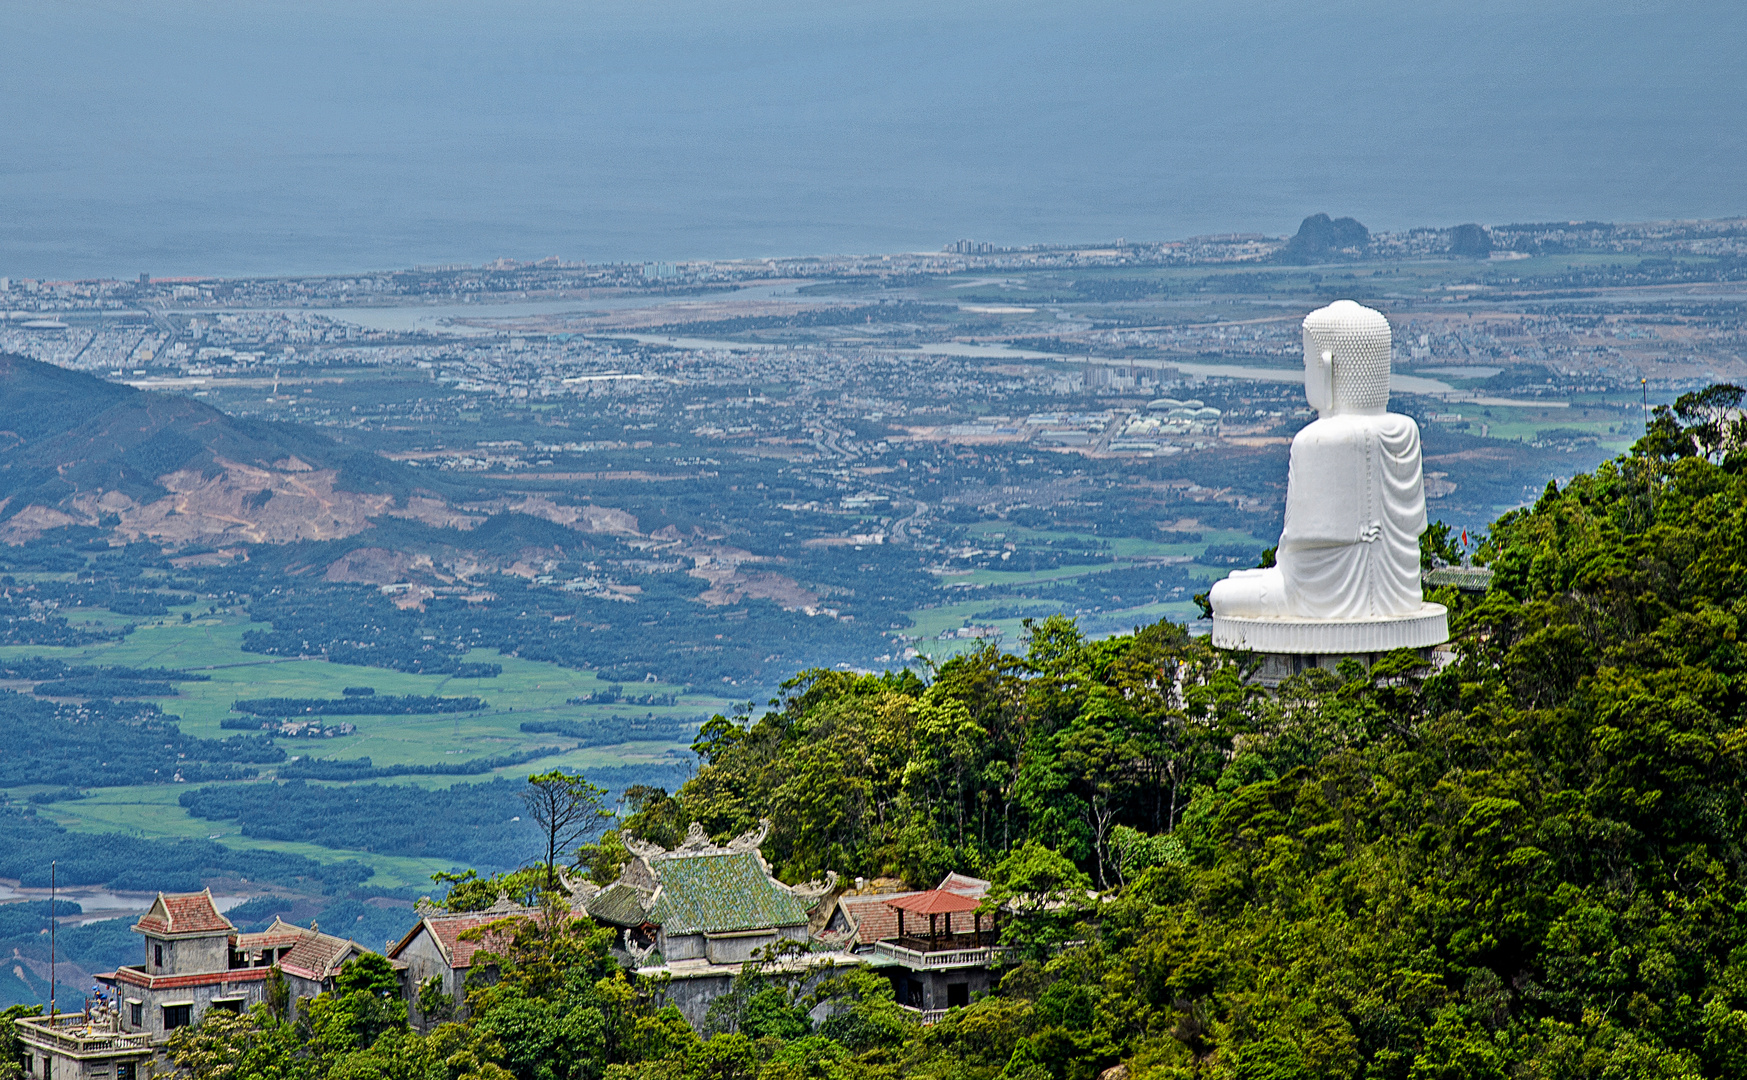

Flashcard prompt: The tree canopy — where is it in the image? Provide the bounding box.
[523,771,613,892]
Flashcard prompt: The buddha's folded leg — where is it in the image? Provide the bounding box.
[1210,567,1289,618]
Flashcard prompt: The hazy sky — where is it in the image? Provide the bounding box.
[1,0,1742,278]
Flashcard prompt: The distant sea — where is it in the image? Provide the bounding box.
[1,0,1742,281]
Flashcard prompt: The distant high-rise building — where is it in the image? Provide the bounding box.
[643,262,678,280]
[138,272,151,285]
[1082,362,1162,392]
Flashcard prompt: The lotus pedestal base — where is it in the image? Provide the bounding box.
[1211,603,1449,687]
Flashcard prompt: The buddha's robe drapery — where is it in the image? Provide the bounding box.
[1276,412,1426,619]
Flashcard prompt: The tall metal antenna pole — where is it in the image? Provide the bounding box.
[49,859,56,1017]
[1641,378,1649,434]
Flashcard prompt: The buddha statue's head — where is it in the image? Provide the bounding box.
[1302,300,1392,416]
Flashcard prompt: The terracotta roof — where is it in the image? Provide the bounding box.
[234,917,313,953]
[832,874,990,946]
[280,932,363,982]
[837,893,919,945]
[887,889,982,915]
[389,912,526,971]
[133,890,235,937]
[937,872,991,897]
[230,918,366,981]
[113,966,272,991]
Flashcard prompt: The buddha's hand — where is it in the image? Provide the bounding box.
[1359,521,1382,543]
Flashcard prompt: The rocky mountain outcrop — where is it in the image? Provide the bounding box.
[0,353,638,560]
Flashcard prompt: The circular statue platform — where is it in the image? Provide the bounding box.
[1212,602,1448,654]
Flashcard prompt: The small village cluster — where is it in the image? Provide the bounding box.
[13,822,1009,1079]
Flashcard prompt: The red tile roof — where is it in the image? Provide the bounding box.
[834,873,990,946]
[279,932,361,982]
[233,918,310,954]
[113,966,271,991]
[133,890,235,937]
[938,872,991,897]
[837,893,918,946]
[233,918,365,981]
[389,912,527,971]
[887,889,982,915]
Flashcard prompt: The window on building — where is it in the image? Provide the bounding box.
[163,1004,191,1030]
[153,944,163,969]
[947,982,970,1009]
[118,1064,136,1080]
[129,1002,142,1027]
[211,999,243,1014]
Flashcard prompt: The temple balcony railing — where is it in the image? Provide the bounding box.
[14,1014,154,1059]
[873,935,1010,969]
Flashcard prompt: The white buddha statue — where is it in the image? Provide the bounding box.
[1210,300,1447,653]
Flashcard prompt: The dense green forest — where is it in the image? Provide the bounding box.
[519,717,702,748]
[0,658,207,684]
[276,748,562,782]
[19,389,1747,1078]
[231,694,488,717]
[0,694,283,787]
[178,778,541,866]
[0,808,370,892]
[175,765,695,868]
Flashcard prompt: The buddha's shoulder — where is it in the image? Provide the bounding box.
[1293,413,1419,446]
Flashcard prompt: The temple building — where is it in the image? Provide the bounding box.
[585,821,853,1027]
[12,889,371,1077]
[388,897,531,1027]
[817,872,1003,1021]
[586,821,820,968]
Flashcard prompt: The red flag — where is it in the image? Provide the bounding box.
[1461,530,1469,547]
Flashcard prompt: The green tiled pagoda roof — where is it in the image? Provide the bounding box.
[587,882,653,928]
[647,852,809,935]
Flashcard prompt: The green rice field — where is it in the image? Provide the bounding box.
[2,605,726,882]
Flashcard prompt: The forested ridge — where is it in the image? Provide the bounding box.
[20,389,1747,1079]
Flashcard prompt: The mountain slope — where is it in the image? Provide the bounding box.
[0,353,404,545]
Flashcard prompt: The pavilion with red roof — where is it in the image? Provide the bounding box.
[884,888,994,952]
